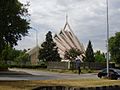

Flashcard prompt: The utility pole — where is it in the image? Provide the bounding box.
[106,0,109,77]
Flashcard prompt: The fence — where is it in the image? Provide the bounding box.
[47,62,113,70]
[5,60,115,70]
[47,62,69,69]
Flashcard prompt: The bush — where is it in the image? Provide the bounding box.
[0,64,8,71]
[9,64,47,69]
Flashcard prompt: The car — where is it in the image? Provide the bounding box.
[97,68,120,80]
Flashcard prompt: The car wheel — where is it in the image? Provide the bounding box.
[109,74,118,80]
[114,77,118,80]
[98,74,102,78]
[113,76,118,80]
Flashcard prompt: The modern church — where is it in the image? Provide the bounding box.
[53,16,85,59]
[27,16,85,64]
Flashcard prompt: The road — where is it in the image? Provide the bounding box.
[0,68,98,80]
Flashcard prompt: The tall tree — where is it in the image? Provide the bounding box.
[109,32,120,63]
[85,40,95,62]
[0,0,30,54]
[64,48,81,61]
[38,31,61,62]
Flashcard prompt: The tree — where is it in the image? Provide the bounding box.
[64,48,81,61]
[94,50,106,63]
[0,45,29,65]
[109,32,120,63]
[0,0,30,54]
[85,40,95,62]
[0,45,13,64]
[38,31,61,62]
[15,52,29,65]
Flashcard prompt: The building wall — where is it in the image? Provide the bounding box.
[53,22,85,59]
[27,46,39,65]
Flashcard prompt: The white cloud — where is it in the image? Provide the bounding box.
[16,0,120,52]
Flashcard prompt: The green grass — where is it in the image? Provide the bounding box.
[11,67,100,74]
[38,68,100,74]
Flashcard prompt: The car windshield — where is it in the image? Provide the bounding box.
[102,69,107,73]
[101,68,120,74]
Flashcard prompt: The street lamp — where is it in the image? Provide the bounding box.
[106,0,109,77]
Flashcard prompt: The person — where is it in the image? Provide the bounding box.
[75,56,81,75]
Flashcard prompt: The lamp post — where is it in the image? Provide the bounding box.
[106,0,109,77]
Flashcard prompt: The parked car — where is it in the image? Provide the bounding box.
[98,68,120,80]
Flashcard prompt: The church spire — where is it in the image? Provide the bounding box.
[66,14,68,24]
[63,14,73,33]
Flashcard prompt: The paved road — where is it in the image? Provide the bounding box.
[0,68,98,80]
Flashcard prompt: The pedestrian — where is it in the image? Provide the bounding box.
[75,56,81,75]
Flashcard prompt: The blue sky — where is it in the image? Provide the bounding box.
[15,0,120,52]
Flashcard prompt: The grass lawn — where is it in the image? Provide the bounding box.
[0,79,120,90]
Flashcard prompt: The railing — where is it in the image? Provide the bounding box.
[47,62,110,70]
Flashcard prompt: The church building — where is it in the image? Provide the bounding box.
[27,16,85,64]
[54,16,85,59]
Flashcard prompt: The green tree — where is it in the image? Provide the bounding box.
[64,48,81,61]
[0,0,30,54]
[109,32,120,63]
[0,45,13,64]
[0,45,29,65]
[38,31,61,62]
[94,50,106,63]
[15,52,29,65]
[85,40,95,62]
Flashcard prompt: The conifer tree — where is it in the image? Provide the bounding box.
[85,40,95,62]
[38,31,61,62]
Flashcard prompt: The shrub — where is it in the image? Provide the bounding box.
[0,64,8,71]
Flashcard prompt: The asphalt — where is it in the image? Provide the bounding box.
[0,68,98,80]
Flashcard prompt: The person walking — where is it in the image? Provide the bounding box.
[75,56,82,75]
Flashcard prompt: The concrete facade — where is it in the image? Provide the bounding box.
[27,46,39,65]
[54,19,85,59]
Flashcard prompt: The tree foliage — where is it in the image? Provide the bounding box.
[85,40,95,62]
[64,48,81,61]
[94,50,106,63]
[109,32,120,63]
[0,45,29,65]
[38,31,61,62]
[0,0,30,53]
[15,51,29,65]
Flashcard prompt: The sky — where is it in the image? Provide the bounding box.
[15,0,120,52]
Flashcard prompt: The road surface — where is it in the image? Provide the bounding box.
[0,68,98,80]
